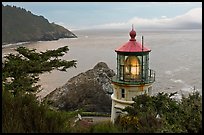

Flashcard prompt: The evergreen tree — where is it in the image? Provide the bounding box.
[2,46,77,133]
[2,45,77,96]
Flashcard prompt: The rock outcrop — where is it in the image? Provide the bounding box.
[45,62,115,113]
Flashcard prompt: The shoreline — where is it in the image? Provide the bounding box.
[2,41,31,49]
[2,36,77,49]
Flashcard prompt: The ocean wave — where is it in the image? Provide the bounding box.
[174,66,189,72]
[2,41,30,48]
[170,79,184,84]
[165,70,172,75]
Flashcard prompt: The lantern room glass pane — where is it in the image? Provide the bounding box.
[118,54,125,80]
[120,55,124,65]
[124,56,141,81]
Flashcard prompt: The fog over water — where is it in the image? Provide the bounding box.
[2,29,202,99]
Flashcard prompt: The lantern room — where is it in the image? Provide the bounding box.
[112,27,155,85]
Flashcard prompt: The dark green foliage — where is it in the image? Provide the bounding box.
[2,4,77,45]
[81,112,110,117]
[179,92,202,133]
[116,94,163,133]
[2,46,77,96]
[115,115,140,133]
[115,92,202,133]
[2,89,76,133]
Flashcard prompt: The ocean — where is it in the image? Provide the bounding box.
[2,29,202,99]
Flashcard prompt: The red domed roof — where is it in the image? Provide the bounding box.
[115,27,151,53]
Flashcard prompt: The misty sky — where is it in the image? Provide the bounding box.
[2,2,202,30]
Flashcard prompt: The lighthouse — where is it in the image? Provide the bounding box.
[111,26,155,123]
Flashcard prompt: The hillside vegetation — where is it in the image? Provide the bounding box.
[2,4,77,45]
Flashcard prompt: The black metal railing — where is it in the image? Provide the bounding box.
[112,69,155,85]
[148,69,156,83]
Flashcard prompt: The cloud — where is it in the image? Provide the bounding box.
[128,7,202,29]
[55,22,77,31]
[84,7,202,30]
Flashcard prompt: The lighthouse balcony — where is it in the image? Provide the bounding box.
[112,69,155,85]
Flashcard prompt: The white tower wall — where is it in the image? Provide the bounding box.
[110,83,153,123]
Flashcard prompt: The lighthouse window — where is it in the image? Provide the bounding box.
[121,89,125,98]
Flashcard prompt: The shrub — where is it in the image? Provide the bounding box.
[115,91,202,133]
[89,121,121,133]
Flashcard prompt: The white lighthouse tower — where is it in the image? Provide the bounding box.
[111,26,155,123]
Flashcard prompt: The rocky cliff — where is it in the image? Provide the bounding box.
[45,62,115,113]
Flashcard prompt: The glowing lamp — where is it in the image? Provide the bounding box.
[124,56,140,79]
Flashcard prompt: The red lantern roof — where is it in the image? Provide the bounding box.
[115,27,151,53]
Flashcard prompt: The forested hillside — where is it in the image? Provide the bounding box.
[2,4,77,45]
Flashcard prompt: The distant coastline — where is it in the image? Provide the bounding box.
[2,4,77,45]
